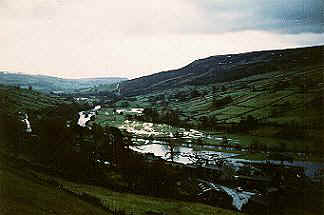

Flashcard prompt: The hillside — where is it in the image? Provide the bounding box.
[0,146,237,215]
[0,158,111,215]
[112,48,324,144]
[0,85,64,114]
[119,46,323,96]
[0,72,127,93]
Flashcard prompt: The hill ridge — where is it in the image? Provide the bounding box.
[120,45,323,96]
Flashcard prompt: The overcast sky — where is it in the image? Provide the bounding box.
[1,0,323,79]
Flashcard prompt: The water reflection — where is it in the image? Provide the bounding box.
[130,143,324,177]
[130,143,236,164]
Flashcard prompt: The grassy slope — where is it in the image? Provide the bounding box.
[96,63,324,159]
[47,177,233,215]
[0,171,110,215]
[0,163,111,215]
[0,85,65,113]
[117,64,324,131]
[0,151,239,215]
[0,87,108,215]
[119,46,323,96]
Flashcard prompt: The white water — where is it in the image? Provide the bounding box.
[22,113,32,133]
[77,105,101,127]
[220,185,255,211]
[116,108,144,114]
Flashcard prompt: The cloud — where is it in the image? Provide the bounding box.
[190,0,324,34]
[0,0,323,78]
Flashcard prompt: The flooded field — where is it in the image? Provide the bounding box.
[90,107,324,178]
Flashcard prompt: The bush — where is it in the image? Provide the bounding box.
[212,96,233,108]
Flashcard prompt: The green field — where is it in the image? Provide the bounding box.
[0,85,65,113]
[120,64,323,126]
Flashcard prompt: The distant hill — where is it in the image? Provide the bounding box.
[120,46,323,96]
[0,72,127,93]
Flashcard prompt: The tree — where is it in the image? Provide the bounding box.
[191,89,201,98]
[165,140,179,162]
[199,115,218,130]
[103,126,127,167]
[212,96,233,108]
[92,123,104,145]
[28,85,32,91]
[143,108,159,122]
[212,86,217,94]
[279,142,287,152]
[0,113,25,153]
[239,115,258,130]
[121,101,129,108]
[221,85,226,92]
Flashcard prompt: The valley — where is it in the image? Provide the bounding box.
[1,46,323,215]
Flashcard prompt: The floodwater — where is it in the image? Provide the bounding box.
[118,120,241,145]
[119,118,324,177]
[96,107,324,177]
[130,142,324,177]
[131,143,239,164]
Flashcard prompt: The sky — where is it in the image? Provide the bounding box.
[0,0,323,79]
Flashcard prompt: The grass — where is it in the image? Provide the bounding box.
[0,166,111,215]
[0,150,240,215]
[0,85,64,113]
[32,172,239,215]
[118,63,322,127]
[88,61,324,159]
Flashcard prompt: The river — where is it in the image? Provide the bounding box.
[21,113,32,133]
[78,105,101,127]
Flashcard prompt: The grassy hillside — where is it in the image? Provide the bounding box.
[111,59,324,144]
[0,166,111,215]
[119,46,323,96]
[0,151,238,215]
[0,85,65,113]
